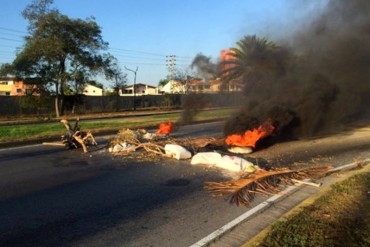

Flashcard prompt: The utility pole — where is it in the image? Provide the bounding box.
[166,55,176,80]
[124,66,138,111]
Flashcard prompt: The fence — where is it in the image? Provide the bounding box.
[0,92,244,117]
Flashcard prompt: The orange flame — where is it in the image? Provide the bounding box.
[156,121,174,135]
[225,119,275,148]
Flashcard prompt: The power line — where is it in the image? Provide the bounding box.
[0,26,195,59]
[0,37,23,42]
[111,48,192,61]
[109,47,192,59]
[120,61,166,66]
[0,32,24,39]
[0,29,194,62]
[0,50,18,54]
[109,47,165,57]
[112,53,166,61]
[0,44,19,48]
[0,27,28,34]
[0,26,195,76]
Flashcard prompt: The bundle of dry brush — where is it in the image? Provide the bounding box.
[60,118,97,153]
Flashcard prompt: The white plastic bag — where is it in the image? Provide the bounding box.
[191,152,222,166]
[164,144,192,160]
[227,146,253,154]
[215,155,256,173]
[109,142,135,153]
[142,132,157,140]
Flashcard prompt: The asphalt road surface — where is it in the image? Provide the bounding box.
[1,121,370,247]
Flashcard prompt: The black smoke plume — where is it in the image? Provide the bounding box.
[225,0,370,142]
[179,54,220,125]
[190,53,219,81]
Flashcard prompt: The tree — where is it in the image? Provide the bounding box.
[105,58,127,95]
[1,0,117,117]
[87,80,104,90]
[104,57,127,111]
[221,35,289,92]
[171,68,188,82]
[157,79,169,89]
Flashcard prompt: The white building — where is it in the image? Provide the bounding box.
[83,84,103,96]
[121,83,159,96]
[160,80,187,94]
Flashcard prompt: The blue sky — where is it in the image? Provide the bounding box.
[0,0,328,87]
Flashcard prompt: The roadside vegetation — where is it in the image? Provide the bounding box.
[248,169,370,247]
[0,109,232,144]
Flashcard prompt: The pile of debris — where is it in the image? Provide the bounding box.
[46,118,334,206]
[108,120,272,170]
[109,127,258,173]
[107,120,335,206]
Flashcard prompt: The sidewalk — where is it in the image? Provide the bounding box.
[191,161,369,247]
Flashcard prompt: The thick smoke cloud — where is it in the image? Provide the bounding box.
[190,53,219,81]
[225,0,370,141]
[179,54,220,125]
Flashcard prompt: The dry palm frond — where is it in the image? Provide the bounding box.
[204,165,333,206]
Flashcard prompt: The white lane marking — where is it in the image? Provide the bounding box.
[190,161,370,247]
[0,143,43,152]
[189,184,301,247]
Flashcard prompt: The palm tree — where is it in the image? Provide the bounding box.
[222,35,289,92]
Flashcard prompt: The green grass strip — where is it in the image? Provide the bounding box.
[0,109,233,143]
[254,171,370,247]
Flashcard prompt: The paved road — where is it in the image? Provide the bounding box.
[1,121,370,247]
[0,122,250,247]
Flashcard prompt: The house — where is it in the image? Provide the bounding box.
[228,79,244,92]
[0,77,37,96]
[160,80,187,94]
[121,83,159,96]
[187,78,243,93]
[83,84,103,96]
[187,79,218,93]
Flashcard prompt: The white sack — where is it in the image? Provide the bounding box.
[142,132,157,140]
[228,146,253,154]
[215,155,256,173]
[109,142,135,153]
[190,152,222,166]
[164,144,192,160]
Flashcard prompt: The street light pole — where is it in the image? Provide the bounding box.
[124,66,138,111]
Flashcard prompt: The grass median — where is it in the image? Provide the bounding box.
[247,166,370,247]
[0,109,233,144]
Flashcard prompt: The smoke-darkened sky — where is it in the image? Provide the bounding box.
[225,0,370,139]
